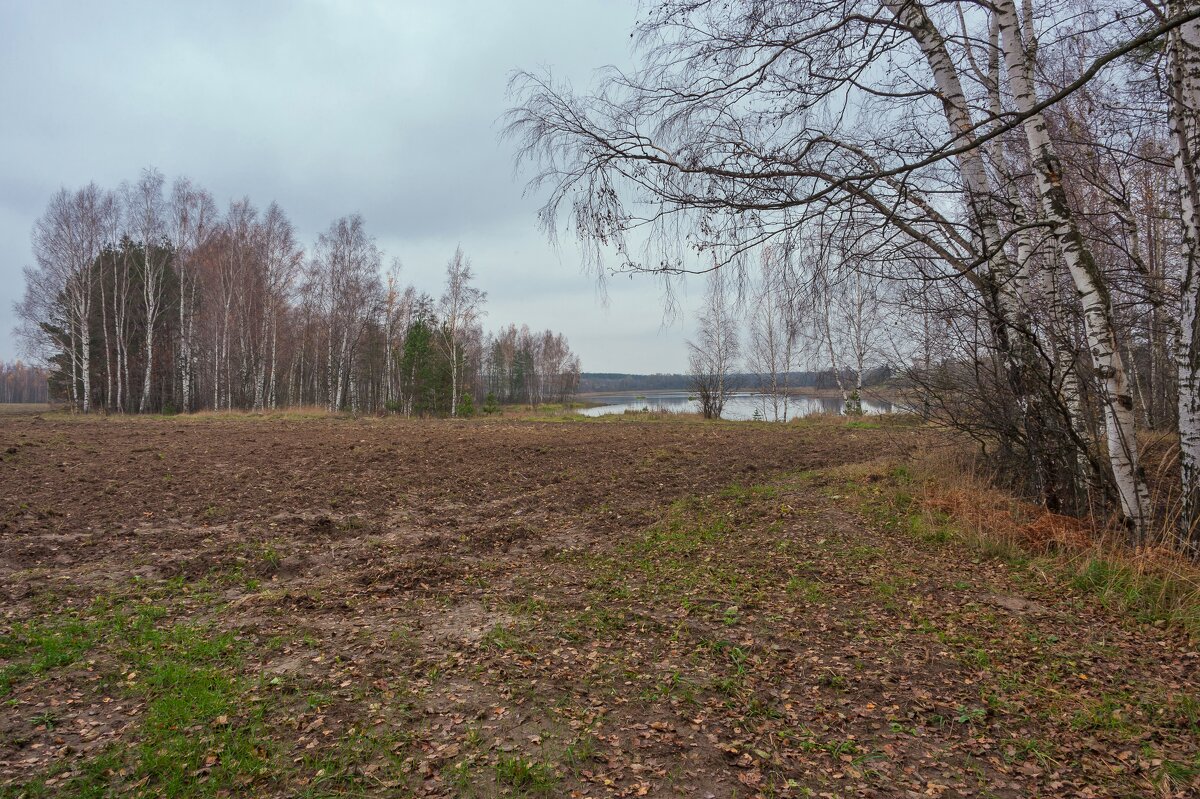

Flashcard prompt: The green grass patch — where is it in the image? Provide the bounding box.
[0,615,104,696]
[559,607,626,642]
[3,600,275,798]
[295,728,406,798]
[633,499,730,558]
[482,623,523,652]
[493,754,558,796]
[719,483,779,505]
[1066,557,1200,632]
[784,575,825,602]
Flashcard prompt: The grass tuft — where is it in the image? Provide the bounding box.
[493,754,558,795]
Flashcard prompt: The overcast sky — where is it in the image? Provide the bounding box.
[0,0,704,373]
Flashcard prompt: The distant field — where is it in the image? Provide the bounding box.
[1,414,1197,797]
[0,403,49,414]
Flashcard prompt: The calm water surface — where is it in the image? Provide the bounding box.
[579,391,892,421]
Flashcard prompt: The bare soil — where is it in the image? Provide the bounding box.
[0,412,1196,798]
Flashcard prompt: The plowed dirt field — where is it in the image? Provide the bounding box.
[1,413,1196,798]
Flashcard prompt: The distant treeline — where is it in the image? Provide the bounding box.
[0,361,49,403]
[14,170,580,415]
[579,367,893,394]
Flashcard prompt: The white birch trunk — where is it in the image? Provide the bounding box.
[139,309,154,412]
[69,270,92,413]
[114,249,130,412]
[79,302,90,413]
[326,321,334,411]
[335,327,349,411]
[67,324,79,411]
[1168,7,1200,545]
[178,313,189,411]
[996,0,1151,537]
[886,1,1019,296]
[890,0,1040,478]
[269,314,278,409]
[450,343,459,417]
[385,320,393,408]
[179,272,193,412]
[213,326,221,411]
[99,256,112,410]
[139,248,159,413]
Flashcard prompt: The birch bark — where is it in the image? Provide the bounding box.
[995,0,1151,537]
[888,0,1046,480]
[1167,5,1200,545]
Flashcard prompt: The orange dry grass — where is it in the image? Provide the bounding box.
[912,442,1199,556]
[920,483,1093,553]
[901,438,1200,636]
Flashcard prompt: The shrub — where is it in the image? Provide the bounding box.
[458,393,475,417]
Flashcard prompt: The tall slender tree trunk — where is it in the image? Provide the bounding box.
[116,336,125,412]
[450,341,459,417]
[75,276,92,413]
[335,328,349,411]
[140,320,154,413]
[1167,6,1200,546]
[996,0,1151,538]
[79,313,90,412]
[99,256,112,410]
[890,0,1049,485]
[253,321,266,412]
[385,321,393,409]
[114,250,129,412]
[67,325,79,411]
[213,327,221,411]
[269,314,278,409]
[139,253,157,413]
[179,268,193,413]
[326,316,335,411]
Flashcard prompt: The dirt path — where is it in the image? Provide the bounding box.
[0,414,1196,798]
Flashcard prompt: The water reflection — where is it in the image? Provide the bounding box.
[578,391,892,421]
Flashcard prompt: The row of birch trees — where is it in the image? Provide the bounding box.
[14,170,580,416]
[0,362,49,404]
[507,0,1200,547]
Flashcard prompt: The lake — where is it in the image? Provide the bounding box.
[577,390,893,421]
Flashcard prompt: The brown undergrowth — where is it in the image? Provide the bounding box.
[846,433,1200,640]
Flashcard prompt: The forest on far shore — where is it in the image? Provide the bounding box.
[577,367,895,394]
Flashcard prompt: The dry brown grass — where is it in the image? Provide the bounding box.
[865,433,1200,638]
[41,405,349,423]
[0,403,50,414]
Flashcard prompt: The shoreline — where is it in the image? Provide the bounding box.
[575,386,908,402]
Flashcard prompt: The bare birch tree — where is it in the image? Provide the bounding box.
[124,169,167,413]
[259,203,303,410]
[167,177,218,412]
[747,246,804,421]
[24,185,117,412]
[438,248,486,417]
[688,271,739,419]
